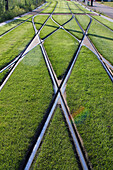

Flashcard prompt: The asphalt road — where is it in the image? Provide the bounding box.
[89,2,113,19]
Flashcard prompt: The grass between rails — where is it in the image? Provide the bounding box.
[0,18,34,70]
[88,19,113,65]
[40,18,59,39]
[0,15,33,36]
[75,2,92,14]
[66,46,113,169]
[53,15,72,25]
[68,1,84,14]
[0,46,53,169]
[44,29,79,79]
[75,14,90,30]
[34,15,49,31]
[54,0,70,13]
[64,17,83,39]
[92,15,113,30]
[31,106,79,170]
[41,1,57,13]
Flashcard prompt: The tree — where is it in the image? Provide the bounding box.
[5,0,8,11]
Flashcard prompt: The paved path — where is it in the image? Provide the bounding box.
[88,2,113,19]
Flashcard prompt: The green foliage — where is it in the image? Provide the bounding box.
[0,0,45,23]
[32,107,79,170]
[0,46,53,169]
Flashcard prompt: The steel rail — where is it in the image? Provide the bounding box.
[0,2,49,38]
[32,1,58,35]
[24,3,91,169]
[0,2,52,74]
[24,92,60,170]
[41,16,76,41]
[71,1,113,82]
[50,15,80,42]
[59,93,88,170]
[78,2,113,33]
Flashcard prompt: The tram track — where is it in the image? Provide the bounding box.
[24,2,92,169]
[0,2,51,38]
[71,1,113,82]
[0,2,55,88]
[79,2,113,33]
[1,1,112,169]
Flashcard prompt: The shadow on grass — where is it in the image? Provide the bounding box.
[88,33,113,41]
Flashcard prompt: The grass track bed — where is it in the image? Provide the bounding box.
[92,15,113,30]
[41,1,57,13]
[88,19,113,65]
[31,107,79,170]
[0,15,32,36]
[44,29,79,79]
[64,17,83,39]
[66,46,113,169]
[34,15,49,31]
[0,18,34,70]
[40,18,59,39]
[53,15,72,25]
[68,1,84,14]
[54,0,70,13]
[75,2,92,14]
[0,46,53,169]
[75,14,90,30]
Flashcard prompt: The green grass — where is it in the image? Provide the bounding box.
[92,15,113,30]
[75,14,90,30]
[98,2,113,8]
[0,15,32,36]
[0,18,34,70]
[34,15,49,31]
[0,70,9,85]
[40,18,59,39]
[75,2,92,14]
[39,2,50,10]
[88,19,113,65]
[53,15,72,25]
[64,17,83,39]
[31,106,79,170]
[54,0,70,13]
[66,46,113,169]
[0,46,53,169]
[44,29,79,79]
[41,1,57,13]
[68,1,84,14]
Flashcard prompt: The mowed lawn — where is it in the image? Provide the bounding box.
[32,107,79,170]
[0,46,53,169]
[66,46,113,169]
